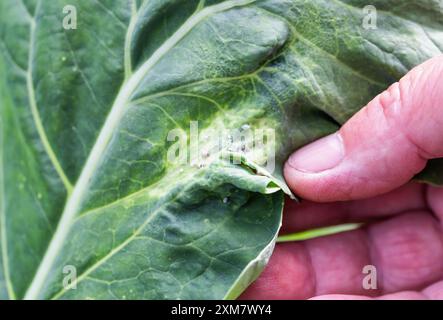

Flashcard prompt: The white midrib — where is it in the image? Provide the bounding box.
[123,0,139,80]
[23,0,257,300]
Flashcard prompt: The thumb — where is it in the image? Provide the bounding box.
[284,55,443,202]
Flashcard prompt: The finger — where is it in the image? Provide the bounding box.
[367,213,443,293]
[281,183,426,234]
[242,212,443,299]
[284,55,443,202]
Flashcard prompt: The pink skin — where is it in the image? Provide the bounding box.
[241,55,443,300]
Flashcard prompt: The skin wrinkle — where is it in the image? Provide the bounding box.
[427,187,443,224]
[394,214,442,291]
[365,221,387,292]
[391,85,435,161]
[308,230,370,296]
[423,185,434,218]
[357,229,379,296]
[362,226,381,297]
[399,59,443,159]
[368,213,442,294]
[367,84,428,167]
[428,65,442,109]
[301,241,317,297]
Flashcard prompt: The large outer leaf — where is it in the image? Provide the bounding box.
[0,0,442,300]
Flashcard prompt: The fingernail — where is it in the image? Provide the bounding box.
[288,133,344,173]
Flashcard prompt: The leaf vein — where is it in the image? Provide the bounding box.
[26,0,73,192]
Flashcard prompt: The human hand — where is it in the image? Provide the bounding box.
[241,55,443,300]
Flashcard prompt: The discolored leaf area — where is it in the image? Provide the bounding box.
[0,0,442,300]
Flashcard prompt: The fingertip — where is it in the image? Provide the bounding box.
[283,162,343,202]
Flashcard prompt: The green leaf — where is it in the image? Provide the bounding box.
[0,0,442,300]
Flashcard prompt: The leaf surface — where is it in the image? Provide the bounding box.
[0,0,442,299]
